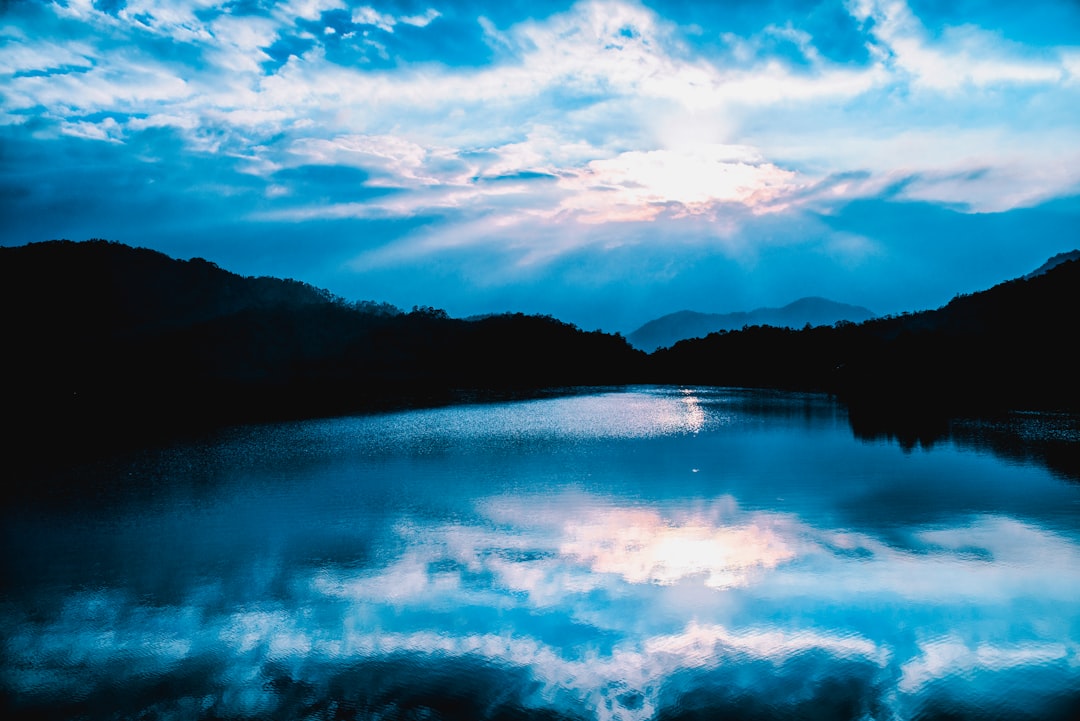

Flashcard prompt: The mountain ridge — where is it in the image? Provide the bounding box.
[1,239,646,467]
[1024,249,1080,279]
[628,297,876,352]
[651,255,1079,414]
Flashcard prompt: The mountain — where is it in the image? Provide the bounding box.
[651,256,1080,414]
[1024,249,1080,279]
[0,238,401,333]
[2,240,645,466]
[627,297,876,352]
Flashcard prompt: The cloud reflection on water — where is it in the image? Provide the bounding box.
[4,388,1080,720]
[559,507,794,589]
[7,490,1080,720]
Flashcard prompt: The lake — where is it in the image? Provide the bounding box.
[3,386,1079,720]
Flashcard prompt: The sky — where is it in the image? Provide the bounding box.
[2,0,1079,333]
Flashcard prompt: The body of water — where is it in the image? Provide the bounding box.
[3,387,1080,720]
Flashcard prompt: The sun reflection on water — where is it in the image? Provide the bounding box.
[677,389,706,434]
[559,506,795,589]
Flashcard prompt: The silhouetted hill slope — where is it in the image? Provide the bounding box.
[2,240,645,463]
[1024,249,1080,279]
[0,239,395,334]
[628,297,875,351]
[651,258,1080,413]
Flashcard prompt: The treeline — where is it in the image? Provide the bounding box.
[2,240,1077,465]
[651,257,1079,415]
[1,240,646,459]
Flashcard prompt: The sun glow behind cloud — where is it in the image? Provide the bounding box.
[2,0,1079,327]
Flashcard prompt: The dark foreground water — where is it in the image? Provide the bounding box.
[3,387,1080,721]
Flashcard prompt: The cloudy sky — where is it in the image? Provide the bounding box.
[3,0,1079,332]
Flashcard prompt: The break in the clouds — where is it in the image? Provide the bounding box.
[2,0,1079,330]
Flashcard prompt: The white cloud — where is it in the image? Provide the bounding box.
[1064,50,1080,83]
[351,6,441,32]
[0,31,95,76]
[277,0,345,22]
[851,0,1065,91]
[351,6,397,32]
[774,127,1080,212]
[287,133,464,186]
[205,14,278,73]
[5,62,191,113]
[60,116,125,142]
[126,112,200,131]
[400,9,442,28]
[108,0,219,43]
[483,0,881,112]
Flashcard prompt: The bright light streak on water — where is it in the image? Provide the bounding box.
[2,387,1079,720]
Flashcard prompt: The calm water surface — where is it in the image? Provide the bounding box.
[3,387,1080,720]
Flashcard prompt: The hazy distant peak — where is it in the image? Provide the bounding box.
[1024,250,1080,280]
[779,296,856,312]
[627,297,876,352]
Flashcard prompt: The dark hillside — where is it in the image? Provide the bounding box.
[1,240,645,467]
[652,259,1080,413]
[0,239,363,334]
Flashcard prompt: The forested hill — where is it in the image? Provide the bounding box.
[0,239,408,334]
[652,256,1080,413]
[2,240,646,458]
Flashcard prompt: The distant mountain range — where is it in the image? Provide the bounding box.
[651,251,1080,415]
[627,297,876,352]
